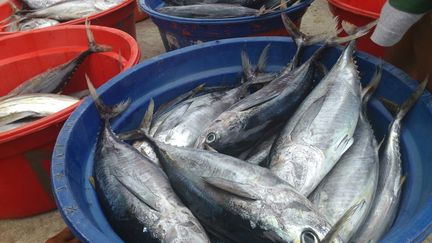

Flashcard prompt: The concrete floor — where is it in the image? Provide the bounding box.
[0,0,428,242]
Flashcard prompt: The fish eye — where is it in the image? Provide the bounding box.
[300,230,320,243]
[205,132,217,144]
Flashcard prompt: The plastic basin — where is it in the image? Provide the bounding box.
[327,0,386,57]
[0,0,22,22]
[0,25,140,218]
[0,0,137,38]
[139,0,313,51]
[52,37,432,242]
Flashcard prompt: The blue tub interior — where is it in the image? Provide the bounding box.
[52,37,432,243]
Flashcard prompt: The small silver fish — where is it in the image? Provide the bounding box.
[18,18,59,31]
[21,0,67,10]
[0,94,78,126]
[353,77,429,242]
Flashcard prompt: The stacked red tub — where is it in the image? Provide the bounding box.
[0,0,138,38]
[327,0,386,57]
[0,25,140,218]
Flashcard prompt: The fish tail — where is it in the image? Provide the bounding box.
[86,74,130,120]
[396,76,429,121]
[255,44,270,73]
[361,62,383,107]
[329,20,378,45]
[117,99,154,141]
[85,19,112,53]
[241,50,254,82]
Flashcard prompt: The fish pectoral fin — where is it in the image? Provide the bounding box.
[202,176,260,200]
[321,199,366,243]
[290,95,326,138]
[236,94,279,112]
[114,174,160,212]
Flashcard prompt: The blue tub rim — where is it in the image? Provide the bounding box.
[139,0,314,24]
[52,36,432,243]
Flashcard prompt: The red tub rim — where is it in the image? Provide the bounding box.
[0,25,140,144]
[327,0,380,19]
[0,0,135,35]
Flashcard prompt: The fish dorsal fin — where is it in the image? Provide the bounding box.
[321,200,366,243]
[154,84,205,119]
[202,176,260,200]
[255,44,271,73]
[114,174,160,212]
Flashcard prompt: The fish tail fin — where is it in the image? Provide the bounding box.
[255,44,270,73]
[361,62,383,107]
[86,74,130,120]
[378,96,400,117]
[396,76,429,121]
[329,20,378,45]
[321,200,367,243]
[117,98,154,141]
[117,50,123,72]
[85,19,111,53]
[241,50,254,82]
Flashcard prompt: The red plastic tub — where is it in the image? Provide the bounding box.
[0,25,140,219]
[134,0,149,22]
[0,0,137,38]
[327,0,386,57]
[0,0,22,22]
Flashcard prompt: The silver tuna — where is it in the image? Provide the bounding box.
[269,41,362,196]
[309,66,382,242]
[88,77,210,243]
[142,134,342,243]
[352,77,429,242]
[0,94,78,126]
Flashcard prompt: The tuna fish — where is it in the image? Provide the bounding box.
[3,21,110,99]
[0,94,78,127]
[139,133,342,243]
[268,40,362,197]
[87,76,210,243]
[195,16,376,156]
[352,77,429,242]
[156,4,261,19]
[6,18,59,31]
[309,66,382,242]
[21,0,67,9]
[124,47,271,163]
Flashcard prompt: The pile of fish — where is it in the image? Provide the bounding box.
[1,0,124,31]
[0,22,110,133]
[156,0,298,18]
[89,14,428,243]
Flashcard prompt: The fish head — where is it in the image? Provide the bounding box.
[199,117,244,154]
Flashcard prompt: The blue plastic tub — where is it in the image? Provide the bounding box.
[139,0,313,51]
[52,37,432,243]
